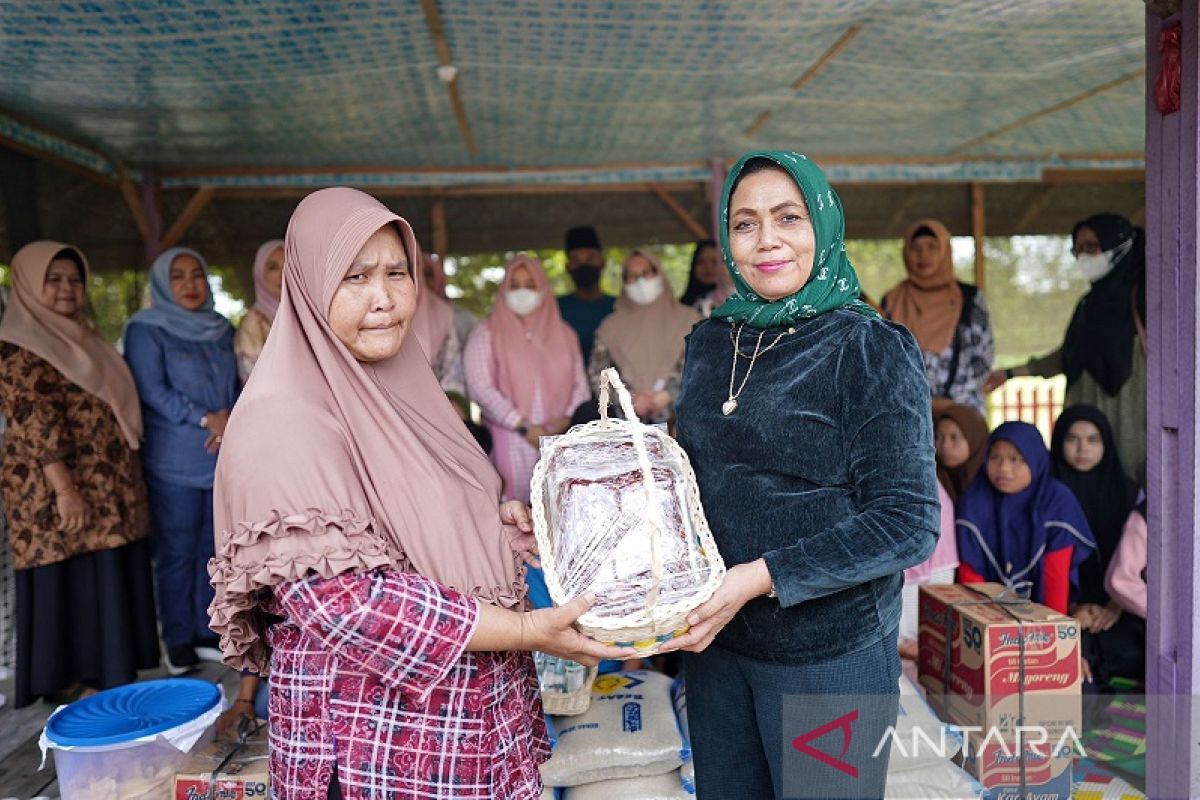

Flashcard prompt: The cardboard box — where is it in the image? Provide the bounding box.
[173,726,269,800]
[917,583,1082,740]
[959,732,1074,800]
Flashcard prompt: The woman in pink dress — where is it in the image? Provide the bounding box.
[464,256,590,503]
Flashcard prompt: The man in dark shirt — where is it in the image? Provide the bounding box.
[556,225,615,360]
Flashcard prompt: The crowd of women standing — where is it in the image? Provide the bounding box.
[0,148,1151,799]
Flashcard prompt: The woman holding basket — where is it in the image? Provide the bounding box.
[208,188,631,799]
[667,151,940,800]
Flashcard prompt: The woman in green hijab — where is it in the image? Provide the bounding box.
[665,152,940,799]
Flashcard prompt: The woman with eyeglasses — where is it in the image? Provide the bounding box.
[985,214,1146,483]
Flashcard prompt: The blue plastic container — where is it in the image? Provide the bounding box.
[41,678,222,800]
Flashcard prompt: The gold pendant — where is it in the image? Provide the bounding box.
[722,399,738,416]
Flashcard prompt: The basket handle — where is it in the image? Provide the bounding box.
[598,368,639,424]
[597,367,665,611]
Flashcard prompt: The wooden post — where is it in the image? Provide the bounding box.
[970,182,986,290]
[709,158,726,240]
[139,174,163,266]
[431,197,448,256]
[1145,4,1200,797]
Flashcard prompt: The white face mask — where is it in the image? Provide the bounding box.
[625,275,664,306]
[504,288,543,316]
[1075,253,1112,283]
[1076,237,1133,284]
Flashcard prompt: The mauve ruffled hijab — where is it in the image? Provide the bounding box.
[209,188,523,672]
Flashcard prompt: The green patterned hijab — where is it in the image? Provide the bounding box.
[712,150,878,328]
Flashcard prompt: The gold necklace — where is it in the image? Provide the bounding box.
[723,322,794,415]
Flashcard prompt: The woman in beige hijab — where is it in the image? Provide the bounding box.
[882,219,994,413]
[208,188,629,799]
[590,249,700,422]
[0,242,158,707]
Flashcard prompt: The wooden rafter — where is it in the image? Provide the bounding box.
[1015,185,1057,232]
[117,167,153,245]
[153,152,1143,181]
[744,112,773,139]
[744,24,862,137]
[953,69,1146,153]
[648,183,709,241]
[157,186,215,252]
[1042,167,1145,184]
[0,104,117,185]
[419,0,478,156]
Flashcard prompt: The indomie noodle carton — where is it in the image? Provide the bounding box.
[959,732,1074,800]
[917,583,1082,741]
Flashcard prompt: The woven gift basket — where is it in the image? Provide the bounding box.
[531,368,725,656]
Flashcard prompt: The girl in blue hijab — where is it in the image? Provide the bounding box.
[124,247,238,673]
[957,421,1096,613]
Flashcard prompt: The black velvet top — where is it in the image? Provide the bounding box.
[675,309,940,664]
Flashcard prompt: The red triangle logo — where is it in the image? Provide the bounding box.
[790,709,860,778]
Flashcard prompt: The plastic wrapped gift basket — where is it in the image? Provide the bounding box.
[531,368,725,656]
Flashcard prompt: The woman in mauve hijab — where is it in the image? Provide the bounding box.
[234,239,284,382]
[208,188,627,800]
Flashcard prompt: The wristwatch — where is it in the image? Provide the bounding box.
[515,423,529,437]
[1004,367,1015,380]
[199,414,209,430]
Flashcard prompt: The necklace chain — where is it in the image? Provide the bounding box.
[723,323,793,415]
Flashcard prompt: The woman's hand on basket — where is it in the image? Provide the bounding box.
[522,595,639,667]
[500,500,540,567]
[661,560,774,653]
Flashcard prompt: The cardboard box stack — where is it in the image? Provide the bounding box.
[917,583,1083,800]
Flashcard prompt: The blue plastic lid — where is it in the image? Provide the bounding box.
[45,678,220,747]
